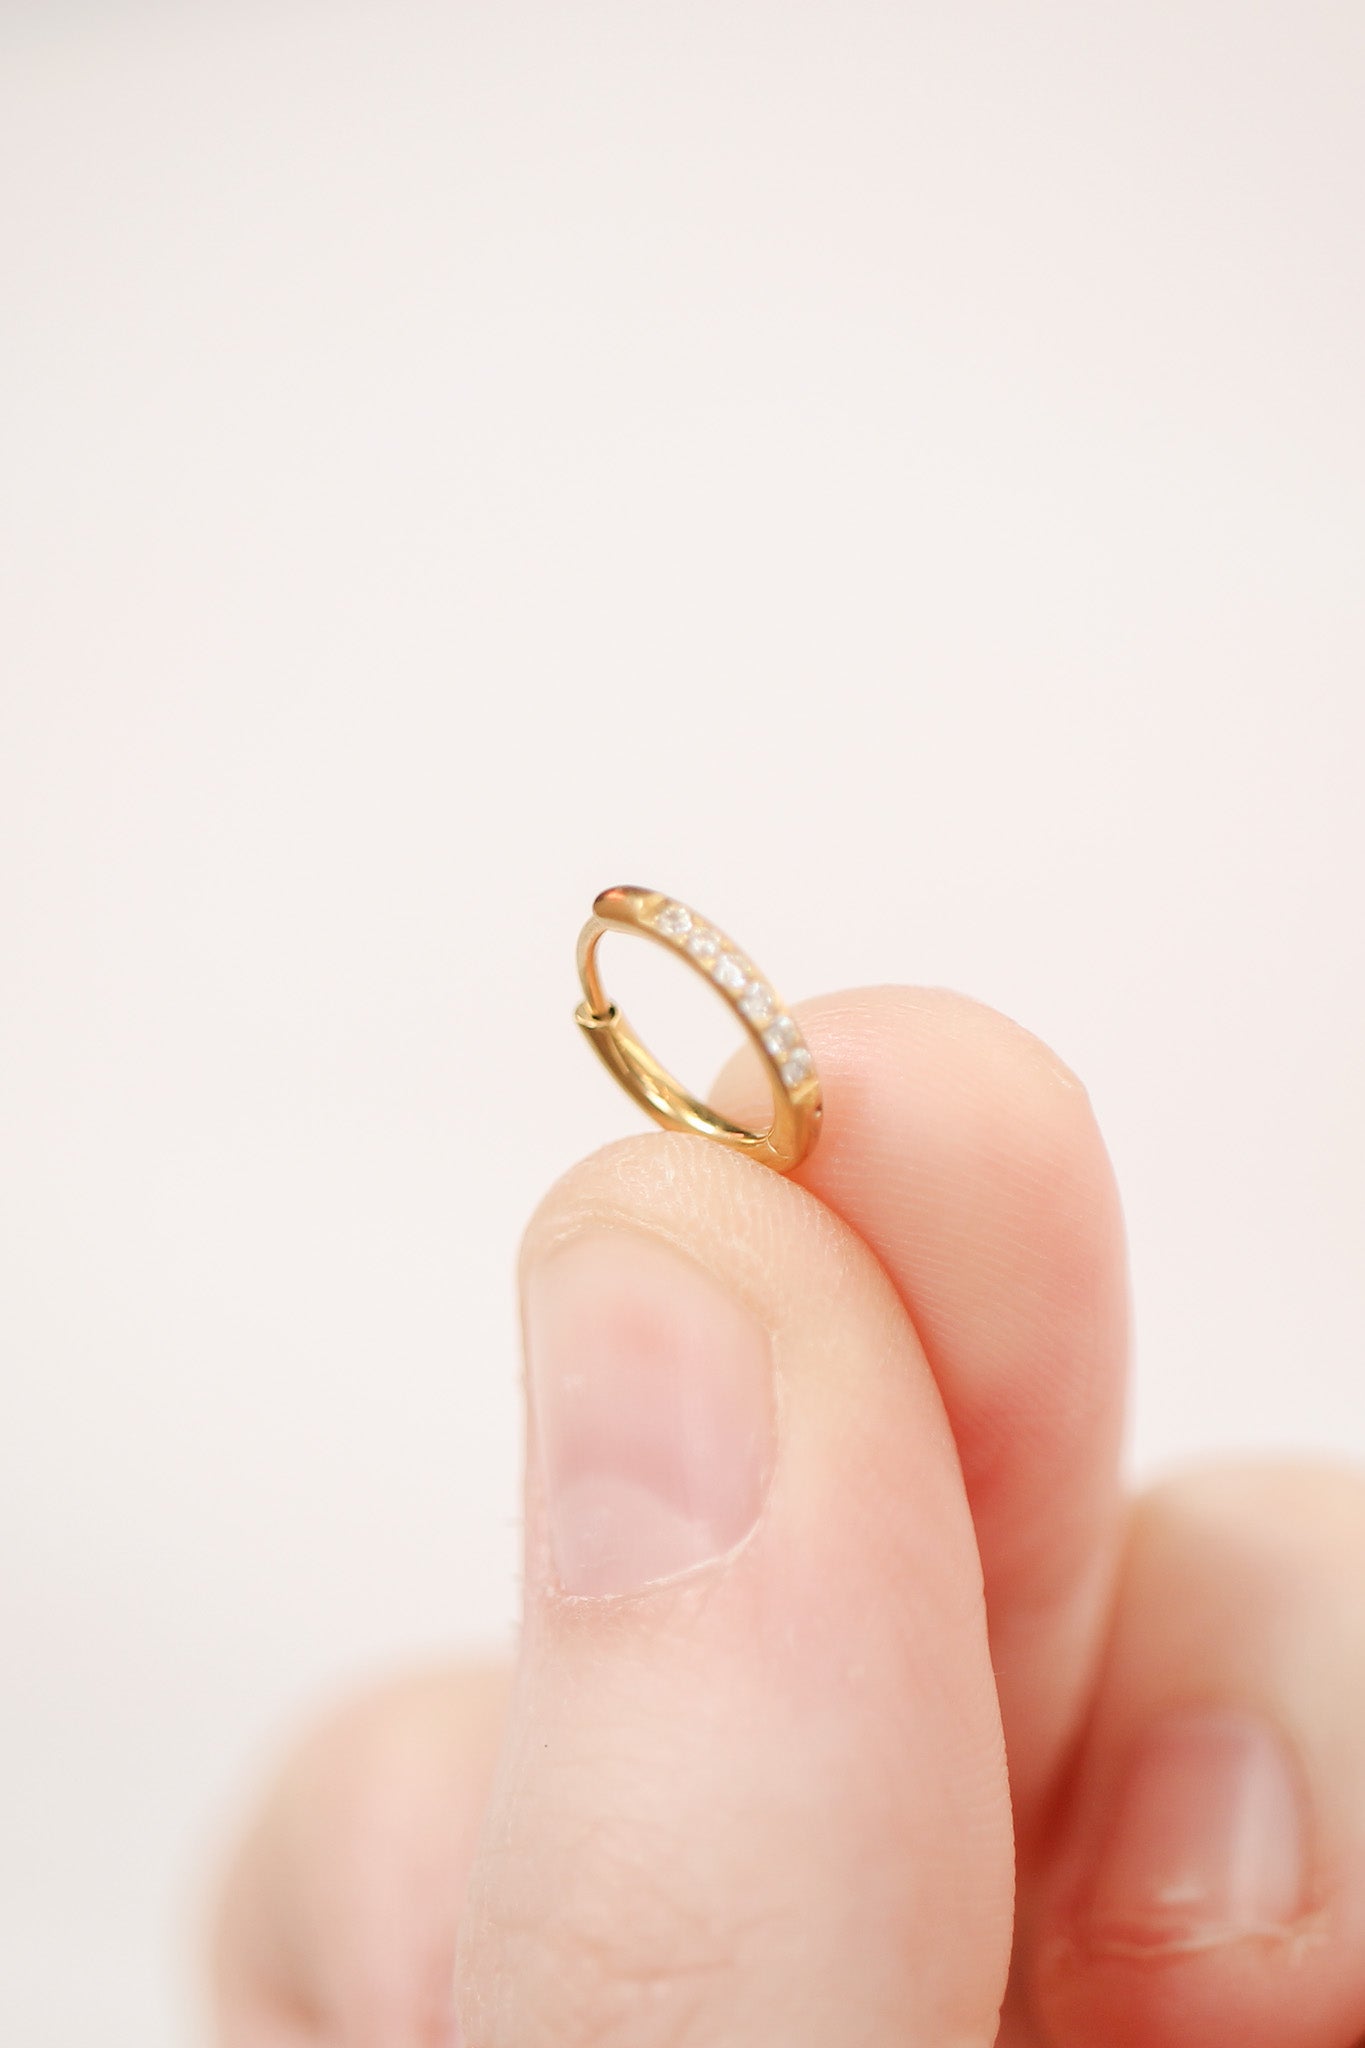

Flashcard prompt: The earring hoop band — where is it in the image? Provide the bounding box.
[574,886,822,1175]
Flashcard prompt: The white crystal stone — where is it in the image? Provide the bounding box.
[655,901,692,938]
[780,1049,813,1089]
[687,927,720,962]
[762,1015,798,1057]
[714,951,749,993]
[738,981,775,1024]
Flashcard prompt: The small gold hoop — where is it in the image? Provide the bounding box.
[574,886,822,1174]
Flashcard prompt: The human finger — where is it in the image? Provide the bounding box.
[212,1664,510,2047]
[1025,1462,1365,2048]
[712,985,1129,1838]
[454,1132,1015,2047]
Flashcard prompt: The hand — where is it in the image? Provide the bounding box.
[211,989,1365,2048]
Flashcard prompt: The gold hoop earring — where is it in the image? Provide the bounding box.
[574,887,822,1175]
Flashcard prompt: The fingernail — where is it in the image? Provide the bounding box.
[1085,1708,1307,1943]
[522,1231,775,1597]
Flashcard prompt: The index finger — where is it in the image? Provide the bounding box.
[714,985,1130,1840]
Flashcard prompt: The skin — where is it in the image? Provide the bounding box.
[210,989,1365,2047]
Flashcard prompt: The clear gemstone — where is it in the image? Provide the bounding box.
[780,1049,813,1089]
[656,901,692,938]
[738,981,775,1024]
[687,926,720,962]
[763,1015,798,1057]
[714,951,749,993]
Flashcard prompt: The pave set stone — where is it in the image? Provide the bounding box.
[648,898,816,1095]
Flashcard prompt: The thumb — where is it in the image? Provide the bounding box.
[454,1134,1013,2048]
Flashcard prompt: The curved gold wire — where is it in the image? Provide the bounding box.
[574,886,822,1174]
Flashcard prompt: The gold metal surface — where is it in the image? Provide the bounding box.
[574,886,822,1174]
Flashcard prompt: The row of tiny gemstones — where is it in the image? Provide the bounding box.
[650,900,814,1091]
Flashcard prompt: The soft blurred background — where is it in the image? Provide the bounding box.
[2,3,1361,2041]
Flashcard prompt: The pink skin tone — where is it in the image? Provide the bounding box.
[211,990,1365,2048]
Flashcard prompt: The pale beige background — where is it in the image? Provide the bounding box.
[2,4,1362,2042]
